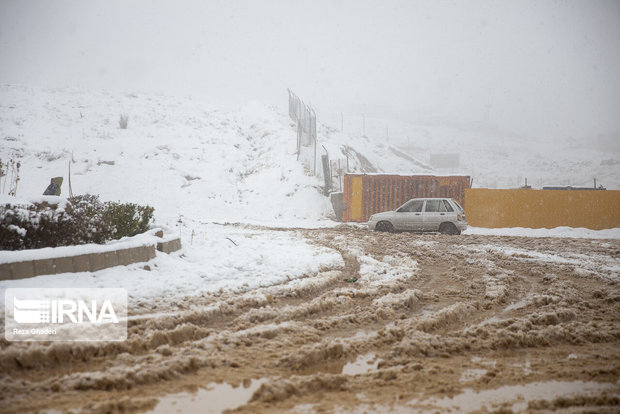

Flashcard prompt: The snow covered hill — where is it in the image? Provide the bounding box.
[317,112,620,191]
[1,84,618,231]
[0,85,335,228]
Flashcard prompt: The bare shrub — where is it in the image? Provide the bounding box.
[0,158,21,196]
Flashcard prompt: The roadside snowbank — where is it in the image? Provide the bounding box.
[0,224,344,304]
[464,226,620,239]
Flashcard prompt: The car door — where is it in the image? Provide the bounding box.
[422,199,447,231]
[442,199,458,222]
[393,199,425,230]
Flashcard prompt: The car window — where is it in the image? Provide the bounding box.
[451,200,465,213]
[399,200,424,212]
[408,200,424,212]
[397,201,411,212]
[443,200,454,212]
[424,200,446,212]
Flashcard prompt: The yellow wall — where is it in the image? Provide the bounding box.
[465,189,620,230]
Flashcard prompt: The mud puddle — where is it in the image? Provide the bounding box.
[459,368,488,383]
[348,330,378,340]
[408,380,620,413]
[148,378,267,414]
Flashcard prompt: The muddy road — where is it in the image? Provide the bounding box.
[1,226,619,413]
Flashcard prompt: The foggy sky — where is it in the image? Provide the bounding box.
[1,0,619,142]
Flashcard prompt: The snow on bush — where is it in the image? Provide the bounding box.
[0,194,154,250]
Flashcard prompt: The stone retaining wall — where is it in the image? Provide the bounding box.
[0,237,182,281]
[157,238,182,254]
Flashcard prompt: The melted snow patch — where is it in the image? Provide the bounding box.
[358,254,417,286]
[342,353,381,375]
[465,226,620,239]
[407,380,618,413]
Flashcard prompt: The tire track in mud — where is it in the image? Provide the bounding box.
[1,226,619,413]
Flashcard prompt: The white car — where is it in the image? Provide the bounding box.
[367,198,467,235]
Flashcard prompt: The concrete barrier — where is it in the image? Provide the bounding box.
[465,188,620,230]
[0,261,34,280]
[157,238,182,254]
[0,235,181,281]
[73,254,91,273]
[104,251,119,268]
[33,259,55,276]
[53,257,74,274]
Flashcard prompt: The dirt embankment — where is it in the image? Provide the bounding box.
[1,226,619,413]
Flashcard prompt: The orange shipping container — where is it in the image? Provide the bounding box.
[343,174,471,222]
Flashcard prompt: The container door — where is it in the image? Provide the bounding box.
[351,176,364,222]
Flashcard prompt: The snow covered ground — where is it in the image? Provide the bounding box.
[464,226,620,239]
[0,224,343,313]
[0,84,344,304]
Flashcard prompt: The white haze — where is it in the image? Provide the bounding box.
[1,0,619,144]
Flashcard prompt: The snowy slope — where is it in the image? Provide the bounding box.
[317,123,434,176]
[0,84,334,228]
[317,113,620,190]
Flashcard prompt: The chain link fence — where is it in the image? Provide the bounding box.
[288,89,317,174]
